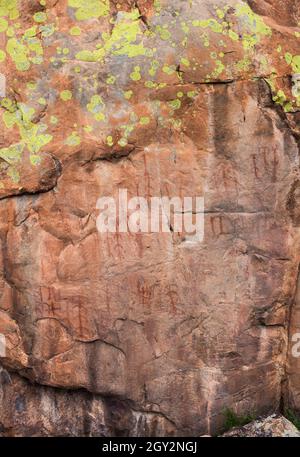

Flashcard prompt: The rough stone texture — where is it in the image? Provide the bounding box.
[222,414,300,437]
[0,0,299,437]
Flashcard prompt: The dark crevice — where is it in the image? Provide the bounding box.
[81,147,138,166]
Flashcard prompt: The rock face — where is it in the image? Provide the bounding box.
[222,414,300,437]
[0,0,300,437]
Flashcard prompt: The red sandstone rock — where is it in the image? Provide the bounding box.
[0,0,299,437]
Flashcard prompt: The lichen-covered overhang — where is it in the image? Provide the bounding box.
[0,0,299,190]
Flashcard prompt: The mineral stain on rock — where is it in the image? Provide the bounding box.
[0,0,299,437]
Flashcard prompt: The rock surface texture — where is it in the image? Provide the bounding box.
[0,0,300,437]
[222,414,300,437]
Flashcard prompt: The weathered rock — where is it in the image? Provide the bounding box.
[0,0,299,437]
[0,366,175,437]
[222,414,300,437]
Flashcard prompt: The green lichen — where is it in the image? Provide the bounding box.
[162,64,176,75]
[235,3,272,37]
[60,90,72,101]
[87,95,105,121]
[0,0,19,20]
[0,143,23,165]
[235,57,251,72]
[130,65,141,81]
[40,23,56,38]
[209,59,225,79]
[140,116,150,125]
[65,132,81,146]
[106,135,114,147]
[291,56,300,73]
[124,90,133,100]
[0,101,53,182]
[70,26,81,36]
[0,17,8,32]
[75,49,104,62]
[106,75,116,84]
[187,91,198,98]
[106,135,113,146]
[192,18,223,34]
[6,37,30,71]
[76,9,153,63]
[0,0,299,188]
[265,78,294,113]
[155,25,171,41]
[235,3,272,49]
[149,60,159,77]
[6,26,44,71]
[168,99,181,110]
[33,12,47,23]
[180,57,190,67]
[103,10,153,59]
[68,0,109,21]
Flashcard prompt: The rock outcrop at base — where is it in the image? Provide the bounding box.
[222,414,300,437]
[0,0,300,436]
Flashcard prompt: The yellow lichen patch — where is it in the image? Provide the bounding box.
[155,25,171,41]
[69,26,81,36]
[33,12,47,23]
[235,57,251,72]
[192,18,224,34]
[6,37,30,71]
[106,75,116,84]
[83,125,92,133]
[162,64,176,75]
[139,116,150,125]
[60,90,72,101]
[6,26,44,71]
[149,60,159,77]
[0,101,53,183]
[38,97,47,105]
[118,137,128,147]
[209,59,225,79]
[76,9,153,64]
[180,57,190,67]
[234,3,272,50]
[0,18,8,32]
[65,131,81,146]
[103,9,153,59]
[265,77,294,112]
[68,0,109,21]
[0,143,23,165]
[168,99,181,110]
[289,55,300,73]
[130,66,141,81]
[0,0,19,20]
[87,95,105,121]
[106,135,113,146]
[75,48,105,62]
[124,90,133,100]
